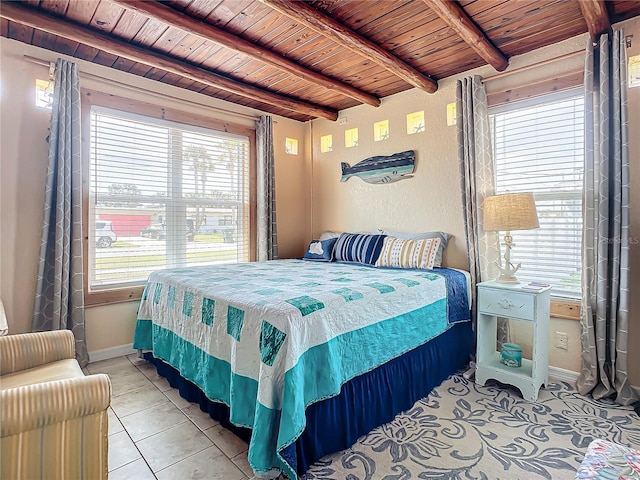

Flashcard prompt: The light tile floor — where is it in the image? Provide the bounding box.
[87,354,253,480]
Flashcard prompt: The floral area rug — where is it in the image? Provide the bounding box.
[302,376,640,480]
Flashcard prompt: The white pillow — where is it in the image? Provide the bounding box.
[319,231,342,241]
[375,237,442,270]
[379,230,451,267]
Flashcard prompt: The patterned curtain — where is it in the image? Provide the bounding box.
[32,59,88,367]
[456,76,500,322]
[256,115,278,261]
[577,30,637,405]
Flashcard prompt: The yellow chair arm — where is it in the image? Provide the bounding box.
[0,330,75,375]
[1,374,111,437]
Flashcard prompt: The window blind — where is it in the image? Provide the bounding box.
[490,90,584,297]
[89,106,251,291]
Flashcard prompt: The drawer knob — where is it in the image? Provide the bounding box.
[497,298,515,310]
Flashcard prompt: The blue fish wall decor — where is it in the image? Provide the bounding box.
[340,150,415,184]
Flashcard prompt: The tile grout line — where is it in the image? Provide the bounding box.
[108,422,157,478]
[152,441,229,477]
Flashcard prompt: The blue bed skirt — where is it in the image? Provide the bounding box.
[144,321,474,477]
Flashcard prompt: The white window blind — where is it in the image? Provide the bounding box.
[89,106,251,291]
[490,90,584,297]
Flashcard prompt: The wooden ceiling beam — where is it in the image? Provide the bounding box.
[421,0,508,72]
[0,2,338,120]
[109,0,380,107]
[259,0,438,93]
[578,0,611,38]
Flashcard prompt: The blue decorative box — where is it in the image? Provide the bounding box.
[500,343,522,368]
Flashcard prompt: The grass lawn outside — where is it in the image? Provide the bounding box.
[110,241,140,248]
[194,234,225,242]
[95,249,237,269]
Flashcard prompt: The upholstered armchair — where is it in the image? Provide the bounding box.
[0,330,111,479]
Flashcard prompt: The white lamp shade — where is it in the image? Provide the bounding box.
[483,192,539,232]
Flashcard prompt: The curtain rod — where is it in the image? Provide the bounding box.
[23,55,261,122]
[482,50,583,83]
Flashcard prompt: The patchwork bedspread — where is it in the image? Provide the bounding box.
[133,259,469,478]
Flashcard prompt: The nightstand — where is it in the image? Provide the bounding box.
[475,280,552,401]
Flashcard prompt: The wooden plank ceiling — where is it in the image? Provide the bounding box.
[2,0,638,122]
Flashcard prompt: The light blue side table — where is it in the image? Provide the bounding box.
[475,280,552,401]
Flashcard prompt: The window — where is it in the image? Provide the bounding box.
[35,79,53,109]
[406,111,425,134]
[345,128,358,148]
[320,134,333,153]
[83,92,255,304]
[490,89,584,297]
[447,103,457,126]
[373,120,389,141]
[285,137,298,155]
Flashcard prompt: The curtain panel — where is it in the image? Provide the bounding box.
[577,29,637,405]
[456,75,500,320]
[32,59,88,366]
[256,115,278,261]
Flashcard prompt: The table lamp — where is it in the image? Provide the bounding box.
[483,192,539,283]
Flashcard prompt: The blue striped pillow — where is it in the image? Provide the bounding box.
[334,233,386,265]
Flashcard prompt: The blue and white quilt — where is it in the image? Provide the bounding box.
[133,259,470,478]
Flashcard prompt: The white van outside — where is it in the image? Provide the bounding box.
[96,220,117,248]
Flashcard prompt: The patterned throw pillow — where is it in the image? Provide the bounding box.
[333,233,386,265]
[379,230,451,267]
[303,238,338,262]
[375,237,442,269]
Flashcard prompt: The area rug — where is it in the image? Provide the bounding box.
[302,376,640,480]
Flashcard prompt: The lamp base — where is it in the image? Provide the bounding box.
[495,231,521,284]
[495,273,520,283]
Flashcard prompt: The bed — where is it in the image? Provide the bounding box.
[133,258,473,479]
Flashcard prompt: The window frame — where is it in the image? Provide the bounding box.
[488,88,585,308]
[81,90,257,306]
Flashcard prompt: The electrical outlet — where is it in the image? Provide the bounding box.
[555,331,568,350]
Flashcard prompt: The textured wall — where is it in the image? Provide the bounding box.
[0,45,51,342]
[272,120,311,259]
[310,80,469,269]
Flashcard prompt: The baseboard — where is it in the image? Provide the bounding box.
[88,344,137,363]
[549,366,579,383]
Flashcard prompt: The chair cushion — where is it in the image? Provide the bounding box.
[0,359,84,390]
[575,438,640,479]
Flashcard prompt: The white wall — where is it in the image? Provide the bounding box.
[0,37,311,354]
